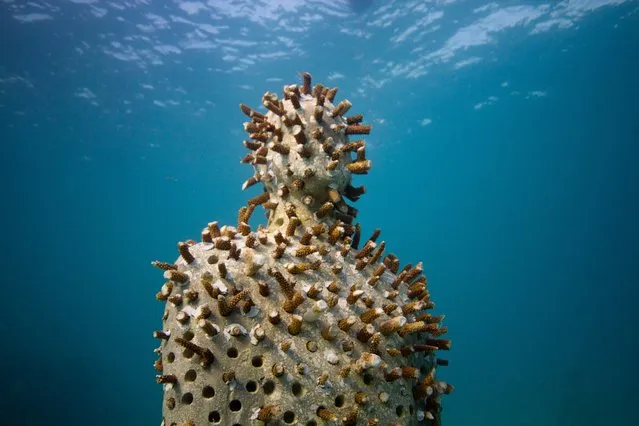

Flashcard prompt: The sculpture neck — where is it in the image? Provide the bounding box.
[266,197,339,234]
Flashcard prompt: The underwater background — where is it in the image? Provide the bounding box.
[1,0,638,425]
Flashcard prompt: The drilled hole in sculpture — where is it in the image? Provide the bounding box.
[291,381,302,396]
[184,369,196,382]
[263,380,275,395]
[229,399,242,412]
[181,393,193,405]
[245,380,258,393]
[363,373,374,385]
[202,386,215,398]
[208,411,221,423]
[251,355,263,367]
[283,411,296,424]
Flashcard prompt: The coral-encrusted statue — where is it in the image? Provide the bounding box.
[153,73,452,426]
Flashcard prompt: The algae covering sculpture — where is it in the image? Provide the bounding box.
[152,73,452,426]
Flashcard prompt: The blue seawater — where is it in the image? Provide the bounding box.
[1,1,637,425]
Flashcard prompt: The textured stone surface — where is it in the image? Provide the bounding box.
[153,73,451,426]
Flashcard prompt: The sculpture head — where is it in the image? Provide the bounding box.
[239,72,370,231]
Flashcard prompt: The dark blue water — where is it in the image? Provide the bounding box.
[1,1,638,425]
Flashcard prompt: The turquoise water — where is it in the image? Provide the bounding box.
[1,1,638,425]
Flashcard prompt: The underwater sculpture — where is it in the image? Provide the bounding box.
[152,73,452,425]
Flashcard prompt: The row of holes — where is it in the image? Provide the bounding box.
[172,387,412,418]
[165,350,264,366]
[170,404,410,425]
[169,380,330,401]
[169,344,418,387]
[169,318,431,375]
[168,371,376,404]
[225,348,264,368]
[166,347,413,386]
[165,351,265,364]
[208,410,301,425]
[208,405,411,425]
